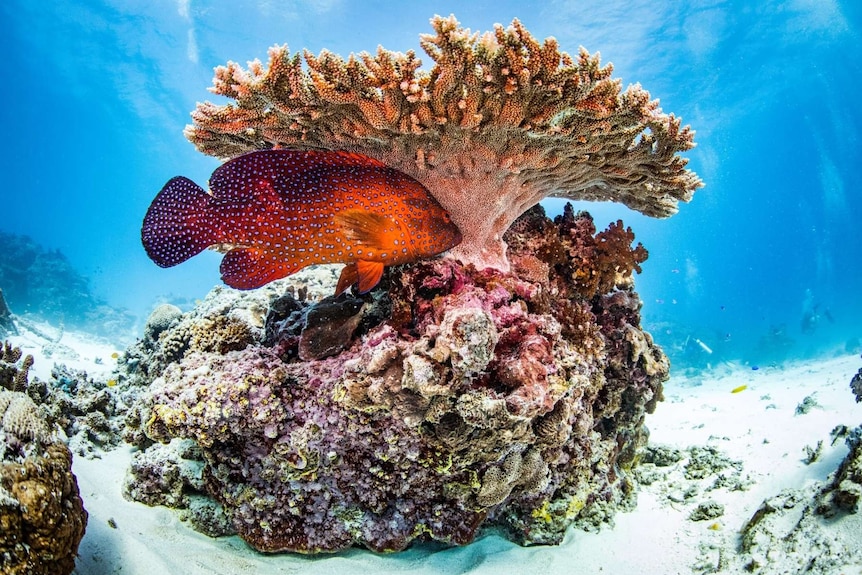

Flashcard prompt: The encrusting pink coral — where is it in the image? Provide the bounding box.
[184,14,702,272]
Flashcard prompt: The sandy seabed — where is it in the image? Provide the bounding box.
[9,326,862,575]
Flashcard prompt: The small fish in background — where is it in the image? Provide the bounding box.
[142,150,462,294]
[731,384,748,394]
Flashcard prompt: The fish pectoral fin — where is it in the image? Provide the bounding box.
[335,263,359,296]
[220,247,297,290]
[334,209,396,251]
[336,260,384,295]
[355,260,384,293]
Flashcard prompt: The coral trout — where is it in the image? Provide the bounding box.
[142,150,462,293]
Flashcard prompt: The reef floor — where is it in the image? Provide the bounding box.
[6,317,861,575]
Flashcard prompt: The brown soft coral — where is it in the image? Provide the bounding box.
[507,204,648,299]
[576,217,648,298]
[184,14,701,272]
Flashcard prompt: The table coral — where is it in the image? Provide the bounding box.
[184,14,702,271]
[127,204,668,552]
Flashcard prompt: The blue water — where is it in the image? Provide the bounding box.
[1,1,860,365]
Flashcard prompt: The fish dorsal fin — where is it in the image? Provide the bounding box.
[335,260,384,295]
[334,209,396,251]
[209,150,388,201]
[220,247,299,290]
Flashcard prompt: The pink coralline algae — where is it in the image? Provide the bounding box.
[126,205,668,552]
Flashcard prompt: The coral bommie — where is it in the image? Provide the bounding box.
[128,204,667,552]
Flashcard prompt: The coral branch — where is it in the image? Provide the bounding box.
[184,14,702,271]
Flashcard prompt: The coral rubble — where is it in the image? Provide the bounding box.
[633,443,750,506]
[717,369,862,574]
[0,345,88,575]
[184,15,702,272]
[124,205,668,553]
[736,461,862,575]
[817,426,862,515]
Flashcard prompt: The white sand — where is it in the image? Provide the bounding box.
[9,326,862,574]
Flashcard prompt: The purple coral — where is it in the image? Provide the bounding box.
[129,204,667,552]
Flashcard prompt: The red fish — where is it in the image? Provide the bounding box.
[142,150,462,293]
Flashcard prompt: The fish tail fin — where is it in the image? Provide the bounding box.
[142,176,216,267]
